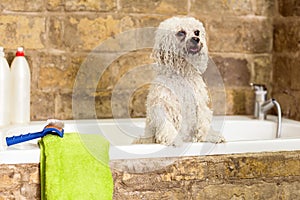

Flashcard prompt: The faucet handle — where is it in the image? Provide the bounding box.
[250,83,267,91]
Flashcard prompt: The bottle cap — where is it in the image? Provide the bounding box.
[16,47,25,56]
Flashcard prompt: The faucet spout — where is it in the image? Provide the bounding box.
[260,98,282,138]
[250,83,282,138]
[261,99,275,113]
[272,99,282,138]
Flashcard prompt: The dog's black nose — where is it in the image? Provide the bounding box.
[191,37,200,45]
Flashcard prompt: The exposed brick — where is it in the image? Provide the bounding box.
[47,16,65,49]
[272,91,300,121]
[224,155,300,179]
[207,17,272,53]
[226,88,253,115]
[279,181,300,199]
[31,91,56,120]
[291,56,300,90]
[119,0,187,15]
[272,54,292,91]
[98,49,153,90]
[278,0,300,16]
[0,0,295,123]
[20,183,40,199]
[37,54,79,91]
[0,166,20,191]
[193,182,278,200]
[190,0,253,16]
[272,1,300,121]
[56,14,166,52]
[129,85,148,118]
[135,15,168,28]
[65,0,116,11]
[61,15,140,51]
[254,0,276,16]
[212,55,250,87]
[207,89,227,115]
[1,152,300,199]
[0,15,45,49]
[72,90,113,119]
[95,91,113,118]
[55,92,74,119]
[0,0,44,12]
[101,87,149,119]
[37,52,71,70]
[111,152,300,199]
[273,19,300,53]
[113,189,186,200]
[47,0,116,11]
[0,164,39,200]
[47,0,64,11]
[190,0,273,18]
[110,90,132,118]
[252,55,272,88]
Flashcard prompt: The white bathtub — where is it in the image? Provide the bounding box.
[1,115,300,164]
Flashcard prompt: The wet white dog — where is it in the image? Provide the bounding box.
[138,16,223,146]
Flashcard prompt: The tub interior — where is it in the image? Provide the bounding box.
[2,115,300,150]
[1,115,300,163]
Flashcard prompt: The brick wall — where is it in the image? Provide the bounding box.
[272,0,300,120]
[1,151,300,199]
[0,164,40,199]
[0,0,278,120]
[112,151,300,199]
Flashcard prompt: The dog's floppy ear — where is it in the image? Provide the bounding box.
[150,44,160,62]
[151,43,168,63]
[151,29,178,66]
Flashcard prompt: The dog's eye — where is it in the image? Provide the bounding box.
[194,30,200,36]
[176,30,186,37]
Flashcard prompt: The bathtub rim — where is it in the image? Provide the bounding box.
[1,138,300,164]
[1,115,300,164]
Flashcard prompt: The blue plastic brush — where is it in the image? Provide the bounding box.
[6,119,64,146]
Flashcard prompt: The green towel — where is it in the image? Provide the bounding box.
[39,133,113,200]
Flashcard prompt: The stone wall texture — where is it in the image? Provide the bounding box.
[111,151,300,199]
[272,0,300,120]
[0,164,40,199]
[0,0,289,120]
[1,151,300,199]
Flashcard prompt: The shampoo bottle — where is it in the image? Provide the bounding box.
[11,47,31,124]
[0,47,11,126]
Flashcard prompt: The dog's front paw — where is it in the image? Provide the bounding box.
[205,129,225,143]
[155,121,182,146]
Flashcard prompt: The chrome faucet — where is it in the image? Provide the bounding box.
[250,83,282,138]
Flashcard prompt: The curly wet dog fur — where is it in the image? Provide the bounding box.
[137,16,223,146]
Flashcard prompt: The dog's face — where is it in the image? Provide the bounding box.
[175,27,205,56]
[153,17,208,74]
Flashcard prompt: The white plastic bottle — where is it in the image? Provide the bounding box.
[11,47,31,124]
[0,47,11,127]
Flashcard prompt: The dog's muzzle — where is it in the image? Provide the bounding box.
[187,37,203,55]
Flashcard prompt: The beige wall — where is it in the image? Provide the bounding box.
[0,0,298,120]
